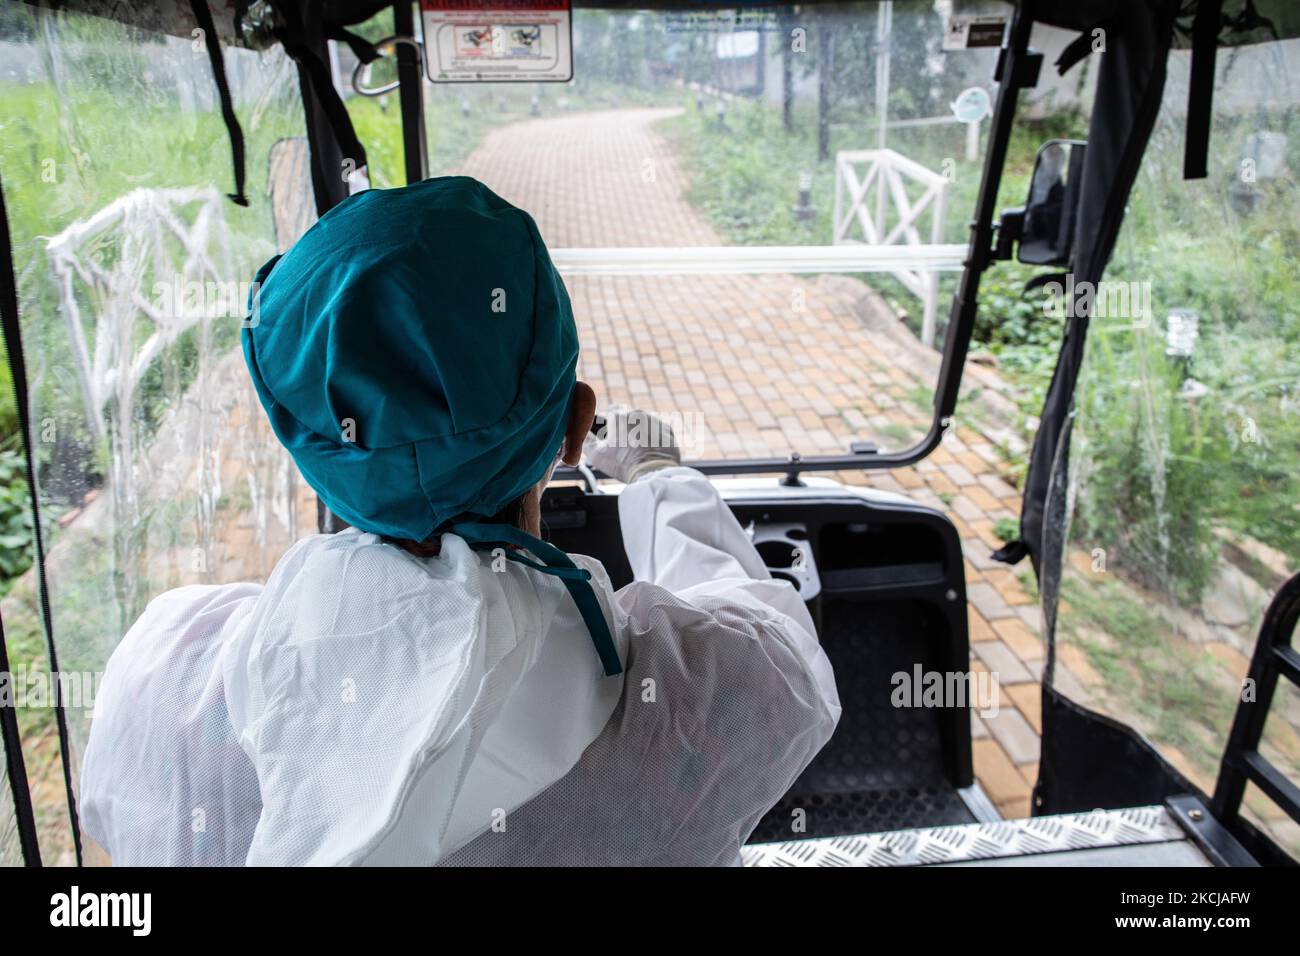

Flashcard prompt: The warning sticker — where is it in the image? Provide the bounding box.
[421,0,572,83]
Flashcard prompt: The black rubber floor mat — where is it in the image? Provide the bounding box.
[749,598,976,842]
[749,785,975,843]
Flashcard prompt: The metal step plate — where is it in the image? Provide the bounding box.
[743,805,1196,867]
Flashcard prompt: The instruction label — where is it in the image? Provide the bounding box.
[942,15,1007,50]
[421,0,572,82]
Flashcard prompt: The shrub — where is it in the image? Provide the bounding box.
[0,450,33,588]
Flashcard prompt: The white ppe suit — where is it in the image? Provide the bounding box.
[79,468,840,865]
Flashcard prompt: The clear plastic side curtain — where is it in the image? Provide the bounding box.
[1044,30,1300,858]
[0,4,316,863]
[2,149,63,866]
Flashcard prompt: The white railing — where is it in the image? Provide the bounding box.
[550,244,965,277]
[833,148,951,346]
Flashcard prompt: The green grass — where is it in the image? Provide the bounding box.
[993,517,1019,544]
[877,422,915,445]
[1059,573,1238,777]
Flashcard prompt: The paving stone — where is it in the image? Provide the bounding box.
[941,462,979,487]
[996,794,1033,819]
[1006,683,1043,735]
[966,581,1016,621]
[962,537,1002,571]
[948,513,975,538]
[992,616,1042,663]
[983,567,1035,606]
[968,606,997,642]
[950,494,984,522]
[911,489,947,513]
[964,485,1002,512]
[973,738,1032,804]
[927,472,960,496]
[894,467,926,489]
[978,473,1020,501]
[971,668,1005,714]
[968,518,1005,551]
[972,639,1034,684]
[1018,761,1040,789]
[869,473,909,496]
[983,705,1040,765]
[1015,604,1042,630]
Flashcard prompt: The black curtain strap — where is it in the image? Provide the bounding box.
[276,29,369,171]
[189,0,249,206]
[991,539,1030,566]
[191,0,379,206]
[1183,0,1224,181]
[231,0,252,43]
[271,1,369,176]
[1055,16,1120,77]
[0,607,40,864]
[1224,0,1279,40]
[1023,271,1068,295]
[325,22,383,65]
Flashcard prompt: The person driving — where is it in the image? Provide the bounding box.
[79,176,840,866]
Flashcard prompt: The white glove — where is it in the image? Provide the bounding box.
[583,407,682,483]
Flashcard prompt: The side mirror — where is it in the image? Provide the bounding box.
[1015,139,1086,266]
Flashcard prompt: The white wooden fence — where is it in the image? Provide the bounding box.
[832,148,952,346]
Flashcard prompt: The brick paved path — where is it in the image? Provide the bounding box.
[455,108,1044,818]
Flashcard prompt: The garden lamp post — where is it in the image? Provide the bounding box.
[1228,130,1287,217]
[1167,308,1202,451]
[1166,308,1199,362]
[793,172,815,221]
[1179,376,1210,456]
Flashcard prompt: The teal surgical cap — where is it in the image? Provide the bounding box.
[242,176,578,542]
